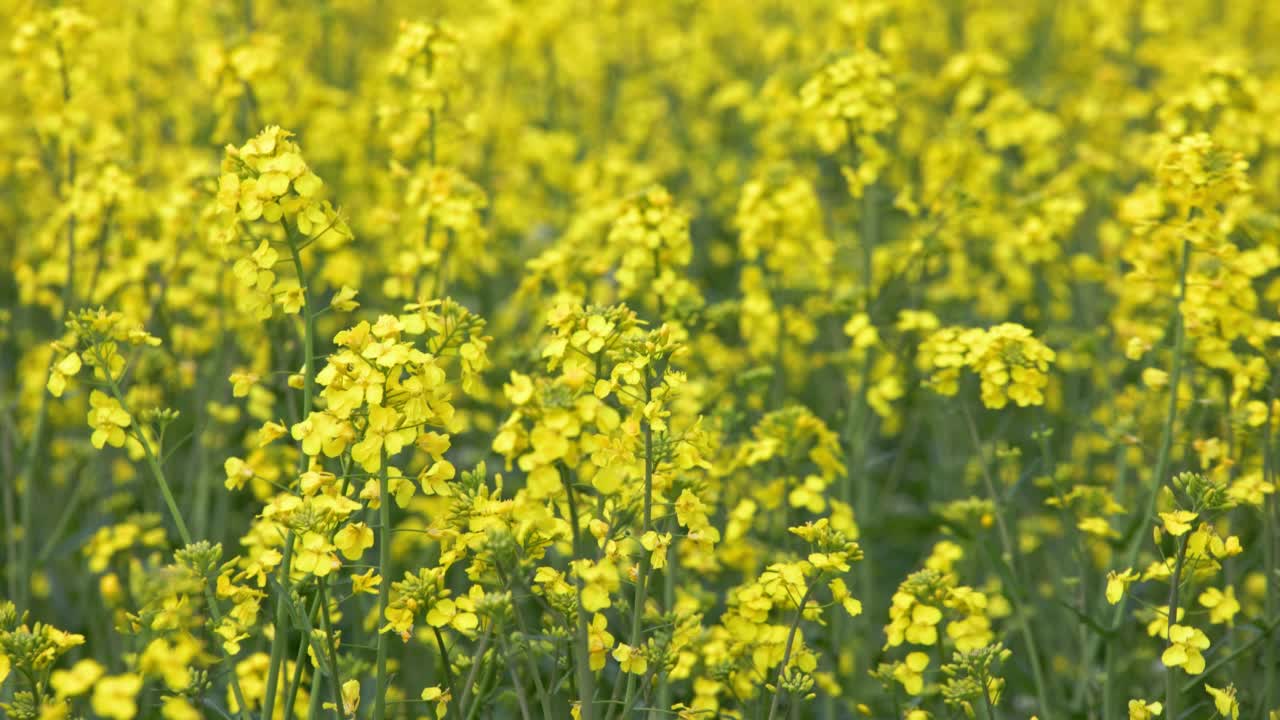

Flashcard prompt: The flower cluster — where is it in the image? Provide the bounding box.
[5,2,1280,720]
[918,323,1056,408]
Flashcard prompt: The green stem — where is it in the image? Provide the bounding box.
[1103,635,1116,720]
[654,535,676,718]
[34,459,90,564]
[572,582,596,719]
[766,584,816,720]
[498,564,555,719]
[99,368,191,545]
[1,400,19,603]
[501,632,536,720]
[1098,238,1192,710]
[1118,239,1192,580]
[463,651,500,720]
[264,225,316,720]
[18,140,79,610]
[376,449,393,719]
[559,465,595,720]
[1264,390,1278,711]
[616,371,656,720]
[981,672,998,720]
[1163,535,1189,719]
[317,581,347,716]
[16,395,46,611]
[283,644,308,718]
[286,227,316,423]
[261,539,294,720]
[433,626,459,720]
[97,359,251,720]
[459,628,493,716]
[414,106,440,300]
[616,665,660,719]
[961,403,1054,720]
[281,600,313,720]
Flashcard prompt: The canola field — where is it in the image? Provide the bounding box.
[2,2,1279,719]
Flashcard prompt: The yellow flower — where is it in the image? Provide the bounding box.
[1141,368,1169,388]
[1159,510,1198,536]
[893,652,930,695]
[277,285,306,314]
[1161,624,1210,674]
[293,532,339,577]
[504,371,534,405]
[613,642,648,675]
[1205,684,1239,720]
[50,659,104,698]
[528,424,570,465]
[352,404,408,472]
[420,686,451,720]
[229,370,258,397]
[351,569,382,596]
[47,352,81,397]
[829,578,863,617]
[292,411,351,458]
[91,674,143,720]
[160,696,201,720]
[426,598,478,634]
[331,285,360,311]
[640,531,672,570]
[419,459,456,495]
[1127,699,1163,720]
[1198,586,1240,626]
[572,314,614,354]
[843,313,880,350]
[87,390,130,449]
[256,420,288,447]
[384,605,416,637]
[587,613,614,671]
[907,603,942,645]
[334,522,375,560]
[1078,517,1119,539]
[1146,607,1184,639]
[1105,569,1139,605]
[323,679,360,717]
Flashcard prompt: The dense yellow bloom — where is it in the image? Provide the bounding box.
[8,2,1280,719]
